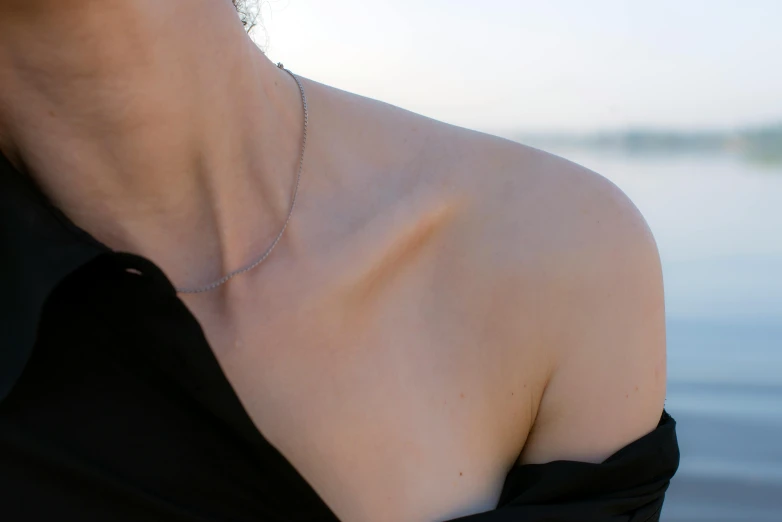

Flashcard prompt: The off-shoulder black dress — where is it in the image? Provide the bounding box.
[0,152,679,521]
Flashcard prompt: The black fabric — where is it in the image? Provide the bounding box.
[1,253,338,521]
[451,412,678,522]
[0,152,105,401]
[0,151,679,521]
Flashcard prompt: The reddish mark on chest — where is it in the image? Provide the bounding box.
[460,393,465,399]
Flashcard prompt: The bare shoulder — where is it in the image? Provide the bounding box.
[315,81,666,465]
[423,122,668,464]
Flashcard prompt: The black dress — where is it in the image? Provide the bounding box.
[0,152,679,521]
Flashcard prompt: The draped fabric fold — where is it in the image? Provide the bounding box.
[449,412,679,521]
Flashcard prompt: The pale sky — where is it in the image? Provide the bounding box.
[257,0,782,134]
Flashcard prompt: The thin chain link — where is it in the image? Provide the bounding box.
[175,63,308,294]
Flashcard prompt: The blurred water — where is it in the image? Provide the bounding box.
[549,149,782,521]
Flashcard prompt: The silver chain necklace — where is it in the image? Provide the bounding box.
[175,63,308,294]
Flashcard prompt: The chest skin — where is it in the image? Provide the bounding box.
[180,187,547,522]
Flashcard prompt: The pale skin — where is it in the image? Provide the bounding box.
[0,1,667,521]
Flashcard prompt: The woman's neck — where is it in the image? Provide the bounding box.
[0,0,307,292]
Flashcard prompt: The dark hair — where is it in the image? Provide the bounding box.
[232,0,260,32]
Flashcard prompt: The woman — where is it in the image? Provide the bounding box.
[0,1,678,521]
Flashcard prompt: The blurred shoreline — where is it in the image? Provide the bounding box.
[510,122,782,167]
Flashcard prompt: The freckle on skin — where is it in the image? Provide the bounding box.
[625,394,629,399]
[460,393,465,399]
[635,386,640,392]
[459,472,463,476]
